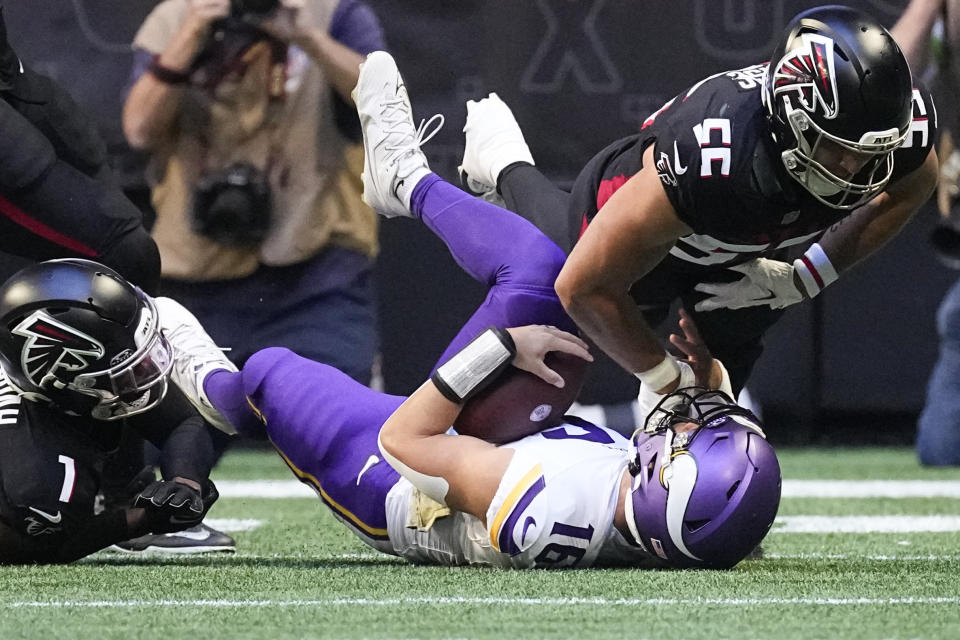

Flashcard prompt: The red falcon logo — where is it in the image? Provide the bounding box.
[12,311,105,388]
[772,33,839,119]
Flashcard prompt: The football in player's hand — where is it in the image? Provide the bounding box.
[454,351,589,445]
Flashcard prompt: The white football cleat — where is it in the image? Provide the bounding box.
[155,296,238,435]
[353,51,443,218]
[458,92,535,197]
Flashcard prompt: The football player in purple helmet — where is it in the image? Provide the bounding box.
[460,5,937,416]
[167,51,781,570]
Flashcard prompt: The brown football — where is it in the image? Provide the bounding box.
[453,352,589,445]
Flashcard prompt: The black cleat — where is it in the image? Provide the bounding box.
[109,523,236,555]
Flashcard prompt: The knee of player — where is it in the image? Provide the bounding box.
[514,239,567,287]
[240,347,301,392]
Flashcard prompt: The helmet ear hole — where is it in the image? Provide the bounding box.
[726,480,742,501]
[685,519,710,534]
[646,456,657,482]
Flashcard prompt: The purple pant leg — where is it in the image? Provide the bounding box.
[409,174,577,370]
[233,347,403,544]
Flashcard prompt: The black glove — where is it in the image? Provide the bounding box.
[133,478,215,534]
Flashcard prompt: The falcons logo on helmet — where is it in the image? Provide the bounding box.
[772,33,839,119]
[12,311,105,388]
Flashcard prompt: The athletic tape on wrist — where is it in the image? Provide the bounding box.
[431,327,516,403]
[635,355,681,390]
[793,243,838,298]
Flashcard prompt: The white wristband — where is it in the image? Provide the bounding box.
[793,243,838,298]
[635,355,680,390]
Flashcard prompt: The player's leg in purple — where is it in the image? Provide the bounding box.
[203,347,403,551]
[408,173,577,369]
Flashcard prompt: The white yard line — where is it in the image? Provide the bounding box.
[774,515,960,533]
[782,480,960,498]
[767,553,960,561]
[203,518,264,533]
[215,479,960,500]
[217,480,316,498]
[3,596,960,609]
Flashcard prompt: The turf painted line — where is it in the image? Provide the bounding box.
[4,596,960,609]
[774,515,960,533]
[783,480,960,498]
[216,479,960,499]
[203,518,264,532]
[768,553,960,561]
[217,480,315,498]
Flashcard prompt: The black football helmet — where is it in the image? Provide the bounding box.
[0,259,172,420]
[761,5,913,209]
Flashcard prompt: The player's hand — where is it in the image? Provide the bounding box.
[133,477,213,533]
[506,325,593,388]
[668,308,723,388]
[256,0,312,45]
[693,258,804,311]
[185,0,231,30]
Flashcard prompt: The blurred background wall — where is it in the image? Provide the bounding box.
[3,0,949,443]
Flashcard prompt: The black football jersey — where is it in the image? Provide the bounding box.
[578,63,936,270]
[0,372,107,541]
[0,367,205,543]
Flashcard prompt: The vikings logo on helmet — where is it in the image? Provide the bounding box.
[772,33,839,119]
[12,311,105,389]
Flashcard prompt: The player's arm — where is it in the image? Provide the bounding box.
[555,144,692,393]
[126,396,226,532]
[890,0,944,71]
[258,0,369,104]
[0,508,155,565]
[378,325,591,522]
[123,0,230,149]
[816,147,939,274]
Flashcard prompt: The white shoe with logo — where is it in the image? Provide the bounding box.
[353,51,443,218]
[155,296,238,434]
[458,92,535,199]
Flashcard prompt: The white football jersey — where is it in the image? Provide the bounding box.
[384,420,652,568]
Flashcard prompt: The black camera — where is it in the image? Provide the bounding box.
[230,0,279,17]
[192,162,272,247]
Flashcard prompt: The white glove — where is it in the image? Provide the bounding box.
[694,258,804,312]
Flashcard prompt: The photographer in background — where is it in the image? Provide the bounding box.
[122,0,383,386]
[893,0,960,465]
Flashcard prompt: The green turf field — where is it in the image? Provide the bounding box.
[2,447,959,640]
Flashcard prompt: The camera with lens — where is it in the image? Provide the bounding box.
[192,162,272,247]
[230,0,279,18]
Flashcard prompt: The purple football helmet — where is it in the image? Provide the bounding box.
[624,388,781,569]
